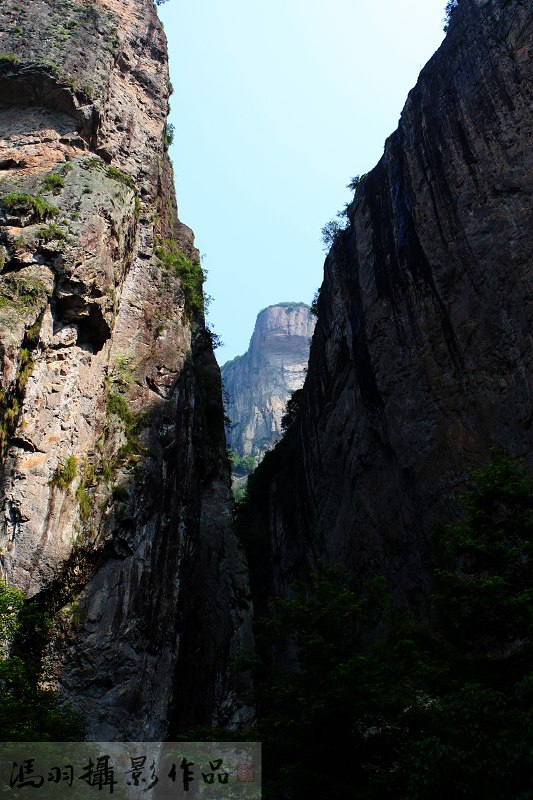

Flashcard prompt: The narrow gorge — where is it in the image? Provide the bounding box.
[0,0,532,795]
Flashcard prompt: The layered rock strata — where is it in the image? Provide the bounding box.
[246,0,533,614]
[222,303,315,459]
[0,0,251,738]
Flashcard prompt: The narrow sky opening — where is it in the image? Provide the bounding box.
[158,0,447,365]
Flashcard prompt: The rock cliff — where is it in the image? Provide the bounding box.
[0,0,252,738]
[244,0,533,614]
[222,303,315,459]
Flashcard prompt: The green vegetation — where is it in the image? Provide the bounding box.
[203,325,222,350]
[228,448,258,477]
[112,354,134,391]
[444,0,459,30]
[0,54,20,65]
[0,579,84,740]
[310,288,320,317]
[281,388,302,431]
[0,316,42,461]
[50,455,77,491]
[106,391,147,467]
[81,156,102,171]
[0,193,58,221]
[75,484,91,521]
[0,274,46,313]
[155,240,205,318]
[432,453,533,653]
[41,61,59,77]
[261,301,310,313]
[230,453,533,798]
[106,165,136,190]
[41,172,65,193]
[0,578,25,643]
[15,346,34,396]
[75,460,95,522]
[346,174,361,192]
[164,122,175,150]
[37,222,68,243]
[106,392,134,424]
[232,483,247,504]
[320,174,365,252]
[320,218,344,250]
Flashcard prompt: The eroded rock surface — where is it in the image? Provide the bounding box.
[246,0,533,615]
[222,303,315,459]
[0,0,252,739]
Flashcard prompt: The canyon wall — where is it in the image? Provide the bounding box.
[0,0,251,738]
[245,0,533,613]
[222,303,315,459]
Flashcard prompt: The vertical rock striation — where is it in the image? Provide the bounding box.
[0,0,252,738]
[222,303,315,459]
[246,0,533,614]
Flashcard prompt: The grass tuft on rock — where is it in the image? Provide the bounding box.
[0,193,59,221]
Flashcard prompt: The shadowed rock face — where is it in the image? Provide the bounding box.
[0,0,252,739]
[246,0,533,614]
[222,304,316,459]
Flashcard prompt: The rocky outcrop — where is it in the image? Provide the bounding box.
[245,0,533,614]
[222,303,315,459]
[0,0,252,738]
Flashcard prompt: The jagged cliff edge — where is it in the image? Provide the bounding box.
[243,0,533,614]
[0,0,252,739]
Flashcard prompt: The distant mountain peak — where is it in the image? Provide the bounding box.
[221,303,316,460]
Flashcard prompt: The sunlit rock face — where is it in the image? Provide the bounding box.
[0,0,252,739]
[245,0,533,614]
[222,303,316,459]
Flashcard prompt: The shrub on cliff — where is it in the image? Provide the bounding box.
[41,173,65,194]
[320,219,344,250]
[155,240,205,319]
[0,193,59,222]
[443,0,459,30]
[281,388,302,431]
[310,288,320,317]
[238,454,533,799]
[398,452,533,798]
[0,580,84,740]
[228,448,258,476]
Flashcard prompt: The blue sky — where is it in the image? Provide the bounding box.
[157,1,447,365]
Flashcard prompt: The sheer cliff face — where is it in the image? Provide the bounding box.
[0,0,251,738]
[250,0,533,610]
[221,304,315,458]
